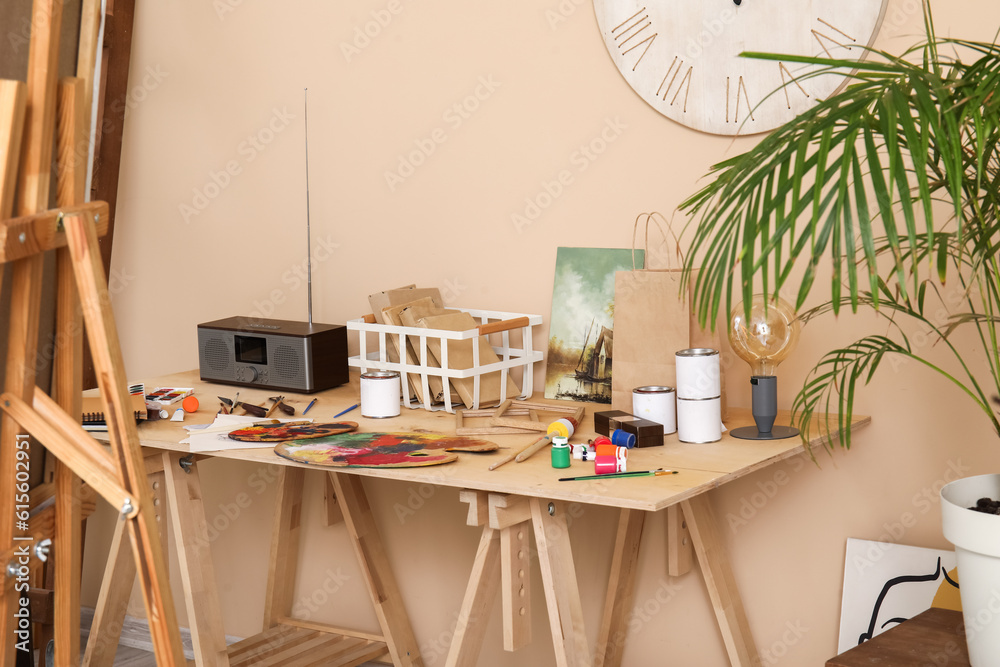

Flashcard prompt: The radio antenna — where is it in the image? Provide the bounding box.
[303,87,313,327]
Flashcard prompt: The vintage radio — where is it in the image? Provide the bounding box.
[197,316,348,393]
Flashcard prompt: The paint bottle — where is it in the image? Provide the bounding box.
[551,436,571,469]
[595,448,627,474]
[611,429,636,449]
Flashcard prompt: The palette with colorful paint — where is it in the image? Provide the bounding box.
[228,421,358,442]
[273,432,498,468]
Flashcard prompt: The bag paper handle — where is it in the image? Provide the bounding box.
[631,211,685,271]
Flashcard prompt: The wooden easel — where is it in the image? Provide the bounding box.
[0,0,184,665]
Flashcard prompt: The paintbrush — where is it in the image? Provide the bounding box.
[558,468,678,482]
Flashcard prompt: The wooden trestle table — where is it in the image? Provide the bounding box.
[86,369,869,667]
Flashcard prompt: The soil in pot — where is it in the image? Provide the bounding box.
[969,497,1000,515]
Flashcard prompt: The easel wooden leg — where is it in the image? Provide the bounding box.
[331,473,423,667]
[81,518,135,666]
[52,461,81,666]
[681,494,759,667]
[444,526,501,667]
[595,508,645,667]
[162,452,231,667]
[262,466,304,630]
[529,499,590,667]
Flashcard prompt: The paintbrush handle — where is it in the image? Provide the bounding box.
[514,433,553,463]
[490,433,551,470]
[488,451,518,471]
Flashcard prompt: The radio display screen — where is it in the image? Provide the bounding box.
[235,335,268,365]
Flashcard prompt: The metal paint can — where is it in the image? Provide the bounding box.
[360,370,401,418]
[675,348,721,400]
[677,396,722,443]
[632,385,677,434]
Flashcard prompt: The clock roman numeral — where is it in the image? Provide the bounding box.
[779,62,810,109]
[656,57,693,111]
[725,76,754,124]
[812,18,857,58]
[612,7,657,71]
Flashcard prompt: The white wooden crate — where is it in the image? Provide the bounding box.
[347,308,543,413]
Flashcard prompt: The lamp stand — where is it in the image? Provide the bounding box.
[730,375,799,440]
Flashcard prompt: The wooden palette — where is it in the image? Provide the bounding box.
[228,421,358,442]
[274,432,498,468]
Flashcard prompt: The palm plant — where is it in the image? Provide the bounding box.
[679,5,1000,454]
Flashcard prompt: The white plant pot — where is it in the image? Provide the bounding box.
[941,473,1000,666]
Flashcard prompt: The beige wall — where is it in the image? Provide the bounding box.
[80,1,1000,664]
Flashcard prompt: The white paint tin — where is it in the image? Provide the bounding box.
[632,386,677,434]
[677,397,722,443]
[360,370,401,418]
[675,348,721,400]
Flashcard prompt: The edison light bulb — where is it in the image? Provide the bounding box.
[728,295,801,440]
[729,296,800,377]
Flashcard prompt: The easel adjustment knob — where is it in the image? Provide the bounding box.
[35,538,51,562]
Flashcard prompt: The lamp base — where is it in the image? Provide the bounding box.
[730,424,800,440]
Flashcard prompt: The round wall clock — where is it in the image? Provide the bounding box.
[593,0,888,135]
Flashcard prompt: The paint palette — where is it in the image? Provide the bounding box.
[228,421,358,442]
[273,432,498,468]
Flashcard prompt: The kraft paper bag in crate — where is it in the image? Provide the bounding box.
[612,212,728,418]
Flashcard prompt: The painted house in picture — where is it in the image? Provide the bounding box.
[544,247,639,404]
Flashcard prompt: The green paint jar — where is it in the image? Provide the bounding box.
[551,436,571,469]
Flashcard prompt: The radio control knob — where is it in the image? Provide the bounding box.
[246,366,259,382]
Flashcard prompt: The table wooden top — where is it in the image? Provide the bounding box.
[103,370,869,512]
[826,608,968,666]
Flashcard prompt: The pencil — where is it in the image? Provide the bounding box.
[333,403,359,419]
[558,468,678,482]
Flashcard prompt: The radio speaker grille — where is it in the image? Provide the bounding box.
[205,338,232,373]
[273,345,301,380]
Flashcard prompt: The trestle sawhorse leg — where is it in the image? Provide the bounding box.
[87,460,425,667]
[83,452,229,667]
[235,467,422,666]
[450,492,761,667]
[447,492,591,667]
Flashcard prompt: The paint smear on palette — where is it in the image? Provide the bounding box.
[228,421,358,442]
[274,432,498,468]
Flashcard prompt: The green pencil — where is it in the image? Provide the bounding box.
[558,468,678,482]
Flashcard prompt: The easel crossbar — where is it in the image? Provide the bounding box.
[0,391,137,516]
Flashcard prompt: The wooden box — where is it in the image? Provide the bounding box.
[594,410,664,448]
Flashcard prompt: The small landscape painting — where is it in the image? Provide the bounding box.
[544,247,642,404]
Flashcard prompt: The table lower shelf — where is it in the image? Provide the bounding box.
[224,621,390,667]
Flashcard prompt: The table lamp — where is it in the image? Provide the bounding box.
[728,295,800,440]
